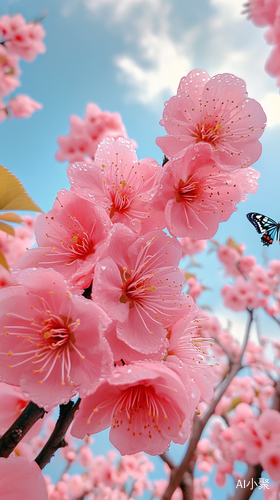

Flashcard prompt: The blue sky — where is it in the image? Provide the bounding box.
[1,0,279,496]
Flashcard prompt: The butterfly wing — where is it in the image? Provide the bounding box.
[246,213,278,247]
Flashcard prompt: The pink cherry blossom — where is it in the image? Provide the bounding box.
[68,137,164,234]
[186,276,203,300]
[0,382,46,440]
[56,103,135,164]
[0,14,46,62]
[0,97,7,121]
[92,224,191,354]
[166,312,215,402]
[217,244,241,276]
[0,268,113,409]
[0,45,20,97]
[9,94,42,118]
[0,267,13,288]
[71,361,196,455]
[246,0,279,26]
[0,457,48,500]
[260,447,280,481]
[16,189,112,290]
[265,43,280,77]
[156,69,266,169]
[255,408,280,444]
[104,320,166,364]
[179,237,207,256]
[151,143,255,239]
[221,278,261,311]
[0,216,36,268]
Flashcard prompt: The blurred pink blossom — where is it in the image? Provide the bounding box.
[9,94,42,118]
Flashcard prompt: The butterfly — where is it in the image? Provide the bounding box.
[246,213,280,246]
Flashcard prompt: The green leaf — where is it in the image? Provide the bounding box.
[0,165,42,212]
[0,251,9,270]
[0,221,15,236]
[0,212,22,223]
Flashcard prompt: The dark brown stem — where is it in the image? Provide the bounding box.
[160,452,176,470]
[162,156,169,166]
[0,401,45,457]
[228,464,263,500]
[35,398,81,469]
[160,452,193,500]
[272,378,280,411]
[82,282,92,300]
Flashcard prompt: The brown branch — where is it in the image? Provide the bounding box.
[212,337,234,364]
[35,397,81,469]
[271,378,280,411]
[0,401,46,457]
[228,464,263,500]
[161,309,254,500]
[263,307,280,326]
[160,452,176,470]
[159,453,193,500]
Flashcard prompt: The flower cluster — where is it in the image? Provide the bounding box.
[0,215,37,288]
[210,405,280,485]
[217,238,280,312]
[153,70,265,239]
[0,70,268,459]
[246,0,280,86]
[56,102,136,165]
[0,13,45,121]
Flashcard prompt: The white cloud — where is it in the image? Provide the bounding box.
[260,92,280,127]
[83,0,161,22]
[70,0,280,125]
[115,32,193,104]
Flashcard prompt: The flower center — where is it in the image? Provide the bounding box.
[119,266,156,308]
[116,385,158,421]
[64,230,95,261]
[109,181,134,217]
[42,315,75,349]
[176,177,203,203]
[4,306,83,386]
[193,121,222,145]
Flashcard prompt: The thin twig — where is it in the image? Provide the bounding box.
[263,307,280,326]
[160,452,175,469]
[0,401,46,457]
[159,453,193,500]
[161,308,254,500]
[240,309,254,360]
[35,397,81,469]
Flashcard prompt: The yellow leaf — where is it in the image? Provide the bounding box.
[0,251,9,270]
[210,239,219,246]
[224,397,243,414]
[200,305,212,311]
[0,165,42,212]
[184,272,196,280]
[0,212,22,223]
[227,237,242,253]
[0,222,15,236]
